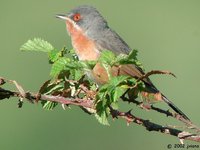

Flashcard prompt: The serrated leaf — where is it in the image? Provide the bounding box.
[20,38,54,52]
[128,49,138,60]
[48,50,61,63]
[50,58,70,77]
[99,50,116,64]
[109,75,129,87]
[65,61,83,70]
[70,69,84,81]
[110,86,126,103]
[97,76,128,103]
[79,60,97,70]
[115,49,144,70]
[95,111,109,125]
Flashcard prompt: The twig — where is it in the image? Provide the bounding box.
[137,70,176,82]
[109,106,200,143]
[120,95,199,131]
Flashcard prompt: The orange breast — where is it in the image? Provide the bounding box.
[66,20,99,60]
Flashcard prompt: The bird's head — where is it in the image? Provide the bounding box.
[56,5,108,36]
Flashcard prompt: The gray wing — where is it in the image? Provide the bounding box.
[93,28,131,55]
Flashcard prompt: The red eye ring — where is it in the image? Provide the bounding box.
[73,13,81,21]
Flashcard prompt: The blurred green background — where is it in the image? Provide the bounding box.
[0,0,200,149]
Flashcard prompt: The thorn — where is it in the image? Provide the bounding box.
[126,121,130,126]
[179,138,184,144]
[126,118,132,126]
[0,77,6,85]
[110,111,118,119]
[166,109,170,117]
[61,104,66,110]
[112,114,118,119]
[125,109,132,116]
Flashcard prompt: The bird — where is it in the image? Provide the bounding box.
[56,5,190,120]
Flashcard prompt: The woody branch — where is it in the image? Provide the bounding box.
[0,77,200,143]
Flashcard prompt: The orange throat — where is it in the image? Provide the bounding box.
[66,20,100,61]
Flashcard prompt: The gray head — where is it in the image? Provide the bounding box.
[56,5,108,33]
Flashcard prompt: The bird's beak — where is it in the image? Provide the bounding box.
[56,14,68,20]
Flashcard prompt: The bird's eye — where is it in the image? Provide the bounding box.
[73,13,81,22]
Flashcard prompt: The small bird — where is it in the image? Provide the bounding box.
[56,5,190,120]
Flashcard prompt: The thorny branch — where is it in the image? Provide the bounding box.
[109,106,200,143]
[120,96,198,129]
[0,77,200,143]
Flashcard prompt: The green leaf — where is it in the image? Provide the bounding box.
[70,69,84,81]
[101,63,112,80]
[94,102,111,126]
[20,38,54,52]
[98,84,109,96]
[95,112,109,125]
[48,50,61,63]
[115,49,144,70]
[110,86,126,103]
[94,103,110,126]
[128,49,138,60]
[79,60,97,70]
[99,50,116,64]
[41,101,58,110]
[50,58,70,77]
[65,61,82,70]
[109,75,129,87]
[97,76,129,104]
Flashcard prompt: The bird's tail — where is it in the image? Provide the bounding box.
[161,94,190,121]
